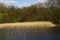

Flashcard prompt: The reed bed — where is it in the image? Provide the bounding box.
[0,21,56,29]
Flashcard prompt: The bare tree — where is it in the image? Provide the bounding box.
[47,0,60,7]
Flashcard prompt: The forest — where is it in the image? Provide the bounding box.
[0,3,60,24]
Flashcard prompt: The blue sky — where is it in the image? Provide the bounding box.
[0,0,47,8]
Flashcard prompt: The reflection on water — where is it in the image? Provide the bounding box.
[0,26,60,40]
[51,26,60,40]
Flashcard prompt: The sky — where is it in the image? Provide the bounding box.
[0,0,47,8]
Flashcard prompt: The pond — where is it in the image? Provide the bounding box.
[0,26,60,40]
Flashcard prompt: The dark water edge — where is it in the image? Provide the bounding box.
[0,26,60,40]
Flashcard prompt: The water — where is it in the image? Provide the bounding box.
[0,26,60,40]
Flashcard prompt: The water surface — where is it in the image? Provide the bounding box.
[0,26,60,40]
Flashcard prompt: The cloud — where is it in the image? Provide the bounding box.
[0,0,17,6]
[36,0,47,3]
[0,0,46,8]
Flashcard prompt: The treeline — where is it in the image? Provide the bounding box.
[0,3,60,24]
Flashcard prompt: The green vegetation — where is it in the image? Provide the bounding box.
[0,3,60,24]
